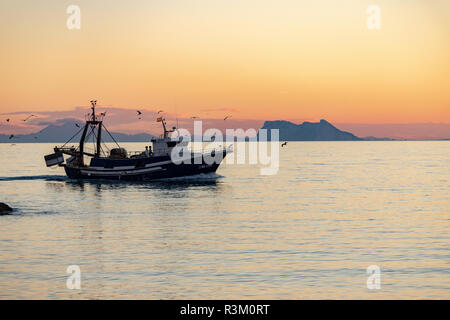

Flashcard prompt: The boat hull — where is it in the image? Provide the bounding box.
[63,150,228,181]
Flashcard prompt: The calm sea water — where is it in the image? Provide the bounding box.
[0,142,448,299]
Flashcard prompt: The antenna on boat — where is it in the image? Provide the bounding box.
[162,118,168,139]
[174,99,180,137]
[90,100,97,121]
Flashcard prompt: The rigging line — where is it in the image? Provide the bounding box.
[98,124,112,153]
[94,133,106,157]
[90,125,98,152]
[99,143,106,157]
[91,127,107,157]
[101,139,111,153]
[102,124,121,149]
[81,129,93,151]
[84,126,94,144]
[83,132,92,148]
[91,126,97,144]
[101,141,111,153]
[103,139,111,149]
[91,123,108,156]
[83,126,95,153]
[60,125,85,148]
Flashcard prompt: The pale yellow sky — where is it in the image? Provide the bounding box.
[0,0,449,123]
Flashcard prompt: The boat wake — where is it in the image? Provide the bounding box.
[147,172,223,183]
[152,172,224,182]
[0,173,223,184]
[0,175,68,182]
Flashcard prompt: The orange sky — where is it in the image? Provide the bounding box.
[0,0,449,124]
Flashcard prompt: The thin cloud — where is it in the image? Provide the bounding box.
[0,106,262,136]
[2,106,450,139]
[200,107,240,113]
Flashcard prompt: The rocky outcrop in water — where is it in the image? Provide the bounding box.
[0,203,13,215]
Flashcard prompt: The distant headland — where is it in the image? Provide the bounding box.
[0,119,155,143]
[0,118,442,142]
[259,119,364,141]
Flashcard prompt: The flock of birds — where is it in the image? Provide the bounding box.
[71,109,234,128]
[134,109,232,122]
[3,110,288,147]
[2,114,38,140]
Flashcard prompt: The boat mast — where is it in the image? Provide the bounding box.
[89,100,103,158]
[89,100,102,157]
[159,118,176,139]
[78,100,103,166]
[96,123,102,157]
[162,118,168,139]
[78,123,89,166]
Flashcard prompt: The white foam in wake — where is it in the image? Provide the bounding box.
[152,172,223,182]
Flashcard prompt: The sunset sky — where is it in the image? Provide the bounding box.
[0,0,449,138]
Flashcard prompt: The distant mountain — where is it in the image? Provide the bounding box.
[258,119,362,141]
[0,119,155,143]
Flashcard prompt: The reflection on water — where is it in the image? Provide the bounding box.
[0,142,449,299]
[45,174,222,194]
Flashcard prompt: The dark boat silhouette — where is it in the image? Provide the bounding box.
[44,100,231,181]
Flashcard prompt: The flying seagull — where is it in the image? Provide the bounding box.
[281,142,287,147]
[137,110,142,115]
[224,115,231,120]
[22,114,36,122]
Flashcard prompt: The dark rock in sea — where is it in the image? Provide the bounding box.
[0,203,13,215]
[258,119,362,141]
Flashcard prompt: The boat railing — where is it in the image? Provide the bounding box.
[127,151,144,156]
[116,144,232,159]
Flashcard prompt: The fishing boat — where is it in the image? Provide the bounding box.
[44,100,231,181]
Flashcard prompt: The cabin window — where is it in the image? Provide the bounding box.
[167,141,177,147]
